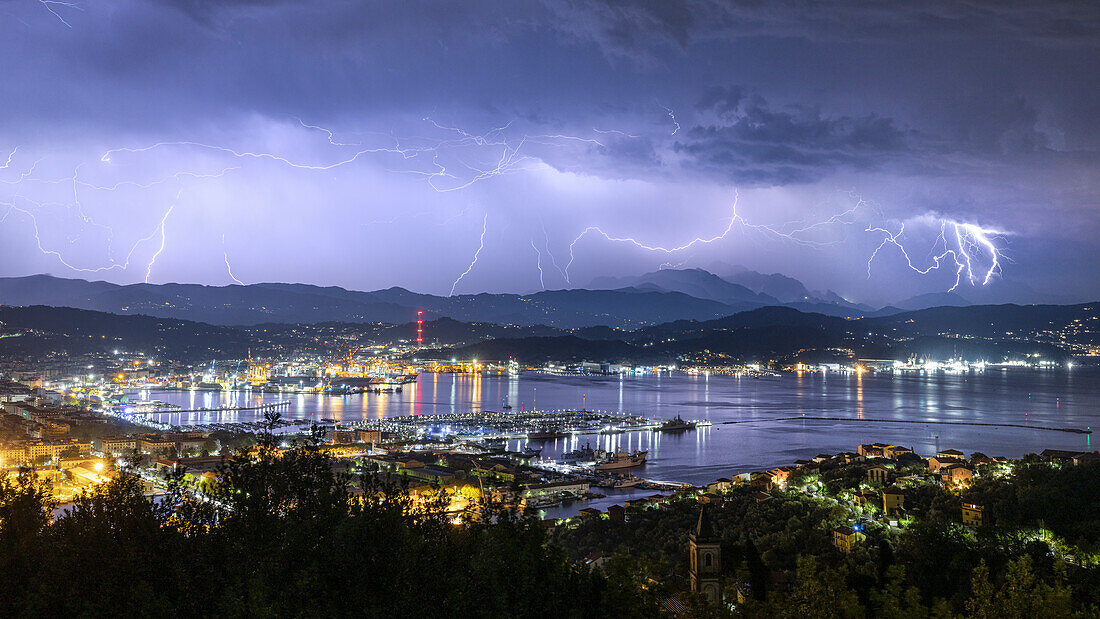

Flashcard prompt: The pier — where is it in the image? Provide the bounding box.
[138,400,292,416]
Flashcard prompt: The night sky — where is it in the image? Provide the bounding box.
[1,0,1098,305]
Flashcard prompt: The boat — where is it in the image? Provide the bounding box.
[594,474,642,489]
[479,438,507,451]
[501,397,513,410]
[594,450,648,471]
[609,475,642,488]
[559,443,598,462]
[660,415,696,432]
[527,428,568,441]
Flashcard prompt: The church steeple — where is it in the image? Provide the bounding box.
[689,508,722,604]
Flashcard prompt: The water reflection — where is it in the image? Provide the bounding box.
[135,368,1099,485]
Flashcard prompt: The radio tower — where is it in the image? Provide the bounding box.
[416,310,424,347]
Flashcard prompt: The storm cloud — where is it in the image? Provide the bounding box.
[0,0,1097,305]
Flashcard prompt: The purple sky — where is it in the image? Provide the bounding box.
[1,0,1098,305]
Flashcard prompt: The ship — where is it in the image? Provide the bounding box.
[594,474,643,489]
[559,443,599,462]
[594,450,648,471]
[660,415,696,432]
[327,374,417,393]
[527,428,568,441]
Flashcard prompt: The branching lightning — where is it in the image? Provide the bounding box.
[295,118,360,147]
[2,115,616,288]
[0,193,176,276]
[0,140,227,276]
[38,0,81,28]
[144,200,176,283]
[866,220,1004,291]
[449,213,487,296]
[2,108,1012,296]
[540,221,569,285]
[564,190,864,280]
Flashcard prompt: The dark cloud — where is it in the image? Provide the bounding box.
[543,0,1100,60]
[677,89,908,184]
[0,0,1097,302]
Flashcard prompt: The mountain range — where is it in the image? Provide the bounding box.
[1,302,1094,365]
[0,268,866,329]
[0,267,1078,330]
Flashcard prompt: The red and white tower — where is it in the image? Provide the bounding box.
[416,310,424,346]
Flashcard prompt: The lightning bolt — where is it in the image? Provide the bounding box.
[540,221,569,285]
[294,118,360,147]
[4,117,616,286]
[99,118,604,197]
[566,189,859,279]
[530,239,545,289]
[11,116,1009,298]
[0,147,18,170]
[0,143,231,276]
[449,213,488,296]
[661,106,681,136]
[865,219,1004,291]
[38,0,81,28]
[0,194,177,275]
[593,128,640,139]
[100,141,404,172]
[222,234,244,285]
[144,200,176,283]
[223,252,243,285]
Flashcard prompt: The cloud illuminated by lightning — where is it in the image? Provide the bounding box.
[449,213,488,296]
[2,117,614,285]
[2,113,1014,297]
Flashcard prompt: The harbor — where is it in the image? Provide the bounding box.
[92,367,1097,488]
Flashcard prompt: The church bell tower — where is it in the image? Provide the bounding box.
[689,508,721,604]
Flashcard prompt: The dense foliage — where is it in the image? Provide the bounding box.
[552,461,1100,617]
[3,423,1100,617]
[0,434,656,617]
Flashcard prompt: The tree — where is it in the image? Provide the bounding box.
[745,539,768,601]
[965,557,1075,619]
[746,557,862,618]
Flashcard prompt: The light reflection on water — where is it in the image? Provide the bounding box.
[137,367,1098,486]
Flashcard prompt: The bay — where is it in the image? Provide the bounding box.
[135,367,1097,488]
